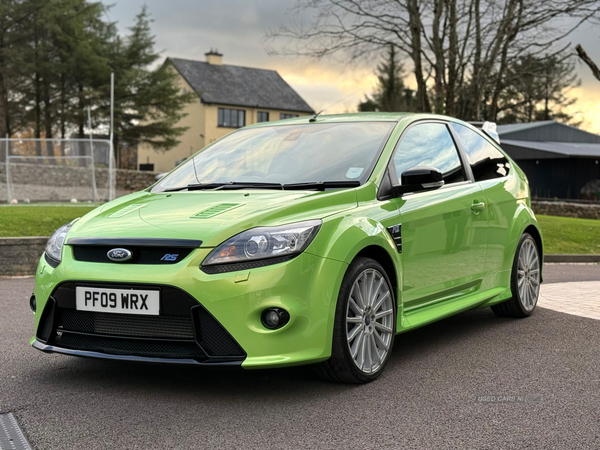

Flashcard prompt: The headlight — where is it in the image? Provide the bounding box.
[202,220,322,271]
[44,221,76,266]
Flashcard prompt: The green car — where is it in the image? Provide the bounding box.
[31,113,543,383]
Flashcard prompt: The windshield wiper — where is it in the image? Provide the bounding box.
[162,180,361,193]
[163,183,223,192]
[282,181,361,191]
[163,182,284,192]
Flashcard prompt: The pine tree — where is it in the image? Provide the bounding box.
[358,45,417,113]
[0,0,48,141]
[0,1,192,168]
[105,6,194,167]
[51,0,112,143]
[496,54,580,125]
[5,0,109,156]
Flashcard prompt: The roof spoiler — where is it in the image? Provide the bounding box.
[468,121,500,144]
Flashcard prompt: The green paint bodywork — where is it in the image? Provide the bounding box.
[31,113,543,369]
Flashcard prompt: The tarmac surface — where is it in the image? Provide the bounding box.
[542,262,600,284]
[1,263,599,449]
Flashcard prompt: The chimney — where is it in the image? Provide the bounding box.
[205,49,223,65]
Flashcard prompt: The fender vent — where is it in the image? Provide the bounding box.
[191,203,242,219]
[387,224,402,253]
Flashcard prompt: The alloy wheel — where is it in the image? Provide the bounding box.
[517,238,540,312]
[345,268,394,374]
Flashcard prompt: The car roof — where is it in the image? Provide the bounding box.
[247,112,408,127]
[246,112,469,128]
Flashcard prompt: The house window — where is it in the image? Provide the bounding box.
[257,112,270,123]
[280,113,298,120]
[218,108,246,128]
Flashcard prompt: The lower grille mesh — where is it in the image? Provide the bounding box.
[53,333,206,359]
[57,309,195,340]
[196,308,245,356]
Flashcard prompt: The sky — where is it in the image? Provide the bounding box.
[104,0,600,133]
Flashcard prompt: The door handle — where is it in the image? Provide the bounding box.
[471,201,486,212]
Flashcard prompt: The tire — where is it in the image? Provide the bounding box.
[314,257,396,383]
[491,232,541,318]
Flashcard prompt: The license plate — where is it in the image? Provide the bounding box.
[75,286,160,315]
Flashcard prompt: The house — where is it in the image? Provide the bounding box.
[137,51,314,173]
[498,121,600,200]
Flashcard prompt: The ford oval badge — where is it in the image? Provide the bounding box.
[107,248,133,262]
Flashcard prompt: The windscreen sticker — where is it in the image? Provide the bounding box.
[346,167,364,179]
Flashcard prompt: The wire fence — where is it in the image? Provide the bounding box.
[1,138,116,203]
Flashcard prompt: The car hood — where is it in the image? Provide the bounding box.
[67,188,358,247]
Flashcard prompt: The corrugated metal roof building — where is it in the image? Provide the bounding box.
[499,121,600,200]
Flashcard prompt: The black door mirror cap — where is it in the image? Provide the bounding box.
[393,166,445,196]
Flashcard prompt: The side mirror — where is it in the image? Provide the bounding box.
[393,166,445,196]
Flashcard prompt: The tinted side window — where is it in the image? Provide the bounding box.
[393,123,465,185]
[450,123,509,181]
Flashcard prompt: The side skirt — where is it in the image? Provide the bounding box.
[396,287,508,333]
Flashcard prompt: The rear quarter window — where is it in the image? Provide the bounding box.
[450,123,510,181]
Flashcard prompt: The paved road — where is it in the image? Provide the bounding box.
[1,265,599,450]
[543,262,600,284]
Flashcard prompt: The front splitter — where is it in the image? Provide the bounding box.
[31,339,244,366]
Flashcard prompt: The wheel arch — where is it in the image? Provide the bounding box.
[310,216,402,350]
[524,224,543,257]
[312,216,400,279]
[523,223,544,281]
[501,201,542,270]
[354,245,399,306]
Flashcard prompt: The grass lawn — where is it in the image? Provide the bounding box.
[537,215,600,254]
[0,204,97,237]
[0,206,598,255]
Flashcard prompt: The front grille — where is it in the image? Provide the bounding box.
[71,245,194,265]
[37,282,246,363]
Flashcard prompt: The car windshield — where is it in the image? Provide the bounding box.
[151,122,395,192]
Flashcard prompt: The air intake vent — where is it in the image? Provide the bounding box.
[191,203,242,219]
[109,204,146,218]
[386,224,402,253]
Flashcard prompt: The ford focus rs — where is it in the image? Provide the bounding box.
[31,113,543,383]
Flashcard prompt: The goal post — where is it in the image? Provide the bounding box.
[1,138,116,204]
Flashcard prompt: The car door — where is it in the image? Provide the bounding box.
[385,121,489,312]
[448,123,514,275]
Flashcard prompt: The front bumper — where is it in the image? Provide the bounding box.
[33,281,247,365]
[32,246,347,369]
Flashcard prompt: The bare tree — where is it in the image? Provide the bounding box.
[267,0,600,121]
[576,44,600,81]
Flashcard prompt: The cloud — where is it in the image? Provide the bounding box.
[566,86,600,133]
[106,0,600,128]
